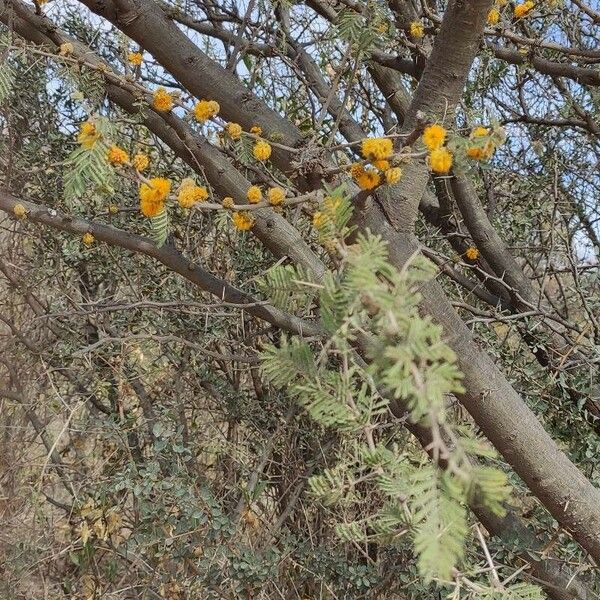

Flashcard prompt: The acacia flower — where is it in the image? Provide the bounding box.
[361,137,393,161]
[428,148,453,174]
[410,21,425,38]
[247,186,262,204]
[385,167,402,184]
[465,246,480,260]
[139,177,171,217]
[514,1,534,18]
[267,187,285,206]
[59,43,74,56]
[422,124,447,151]
[373,159,390,171]
[232,211,254,231]
[312,211,330,230]
[107,145,129,165]
[13,203,27,219]
[226,122,243,139]
[132,153,150,172]
[152,87,173,112]
[487,8,500,25]
[250,125,262,136]
[356,170,381,190]
[82,232,95,246]
[77,121,100,149]
[128,52,143,66]
[222,197,234,209]
[194,99,220,122]
[178,185,208,208]
[253,140,272,161]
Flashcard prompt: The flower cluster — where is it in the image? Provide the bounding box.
[128,52,143,66]
[465,246,480,261]
[194,99,220,123]
[152,87,174,112]
[422,124,453,174]
[409,21,425,38]
[232,211,255,231]
[107,145,129,165]
[178,179,209,208]
[350,137,401,190]
[253,140,272,161]
[267,187,285,206]
[77,121,100,149]
[132,153,150,172]
[139,177,171,217]
[465,126,496,161]
[226,122,243,139]
[514,1,534,18]
[247,186,262,204]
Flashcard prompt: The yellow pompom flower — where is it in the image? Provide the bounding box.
[429,148,453,174]
[465,246,480,260]
[226,122,243,139]
[222,197,235,209]
[194,99,220,122]
[514,1,534,18]
[385,167,402,184]
[82,232,95,246]
[139,177,171,217]
[128,52,143,66]
[373,159,390,171]
[466,141,495,161]
[232,211,255,231]
[250,125,262,136]
[132,153,150,172]
[487,8,500,25]
[77,121,100,149]
[267,187,285,206]
[361,137,393,161]
[422,124,447,151]
[471,126,489,138]
[350,163,365,179]
[107,145,129,165]
[247,186,262,204]
[410,21,425,38]
[253,140,272,161]
[59,42,74,56]
[178,185,209,208]
[312,211,330,230]
[108,204,119,214]
[152,87,173,112]
[13,203,27,219]
[356,170,381,190]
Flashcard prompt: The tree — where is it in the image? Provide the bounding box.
[0,0,598,598]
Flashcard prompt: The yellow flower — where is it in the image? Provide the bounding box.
[59,42,74,56]
[139,177,171,217]
[361,137,393,161]
[132,153,150,172]
[267,187,285,206]
[422,124,447,151]
[514,1,534,18]
[356,170,381,190]
[247,185,262,204]
[429,148,453,174]
[253,140,272,161]
[312,211,330,230]
[350,163,365,179]
[409,21,425,38]
[82,232,95,246]
[250,125,262,136]
[373,159,390,171]
[128,52,143,66]
[232,211,255,231]
[107,145,129,165]
[222,197,235,209]
[226,122,243,139]
[466,141,495,161]
[323,196,341,212]
[385,167,402,184]
[152,87,173,112]
[471,126,489,138]
[178,185,208,208]
[193,99,220,122]
[77,121,100,149]
[465,246,480,260]
[13,203,27,219]
[108,204,119,214]
[487,8,500,25]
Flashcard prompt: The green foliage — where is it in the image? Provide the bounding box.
[262,221,513,585]
[63,120,114,204]
[257,263,317,313]
[0,59,14,104]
